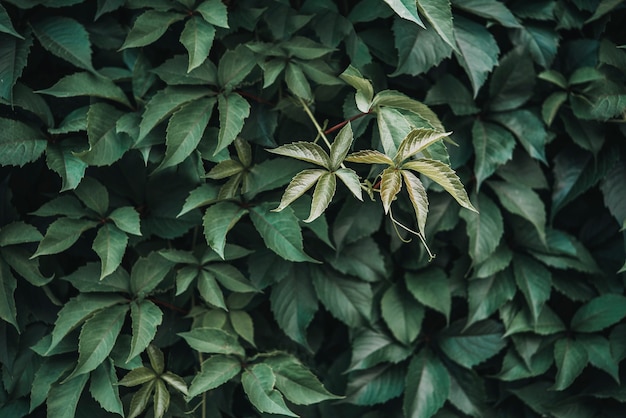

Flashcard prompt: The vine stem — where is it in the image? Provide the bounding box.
[297,96,333,150]
[389,208,436,261]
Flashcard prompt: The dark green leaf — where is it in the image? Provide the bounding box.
[489,48,535,112]
[241,363,298,417]
[345,364,405,405]
[0,117,47,167]
[425,74,479,116]
[510,24,558,68]
[405,267,451,322]
[391,18,452,77]
[127,380,154,418]
[438,320,505,368]
[381,283,424,345]
[130,252,173,297]
[38,72,130,107]
[32,218,98,258]
[552,338,587,391]
[417,0,456,51]
[196,0,229,28]
[46,141,88,192]
[203,202,247,259]
[47,374,89,418]
[93,224,128,280]
[404,349,449,418]
[513,255,552,321]
[180,16,216,72]
[330,237,388,282]
[471,119,516,187]
[0,33,32,101]
[217,45,256,90]
[451,0,520,27]
[31,17,95,72]
[312,267,372,327]
[89,360,124,415]
[459,193,503,264]
[0,260,17,330]
[178,327,245,356]
[128,300,162,362]
[468,267,515,326]
[188,355,241,398]
[571,294,626,333]
[383,0,425,26]
[76,103,131,166]
[216,92,250,154]
[120,10,184,49]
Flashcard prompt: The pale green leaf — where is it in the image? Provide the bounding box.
[93,224,128,280]
[196,0,229,28]
[453,16,499,96]
[438,320,505,368]
[513,255,552,321]
[32,218,98,258]
[380,167,402,214]
[336,168,364,201]
[552,338,587,391]
[178,327,245,356]
[274,169,326,212]
[242,364,298,417]
[37,72,131,107]
[305,172,336,223]
[403,159,475,212]
[47,374,89,418]
[270,268,318,347]
[404,349,449,418]
[345,150,394,165]
[31,17,95,72]
[401,170,428,237]
[188,355,242,398]
[471,119,516,188]
[372,89,445,132]
[68,303,129,379]
[264,354,343,404]
[571,294,626,333]
[157,97,215,171]
[153,379,170,418]
[381,283,424,345]
[417,0,456,51]
[120,10,184,49]
[395,129,451,164]
[180,16,216,72]
[376,106,412,157]
[0,117,47,167]
[118,367,157,387]
[383,0,425,26]
[216,92,250,154]
[202,201,248,259]
[138,86,211,141]
[459,193,503,264]
[312,267,372,327]
[161,371,188,396]
[130,252,173,297]
[128,300,163,362]
[250,203,316,263]
[127,380,154,418]
[329,122,354,170]
[89,360,124,415]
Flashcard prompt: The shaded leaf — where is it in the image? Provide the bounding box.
[38,72,130,107]
[92,224,128,280]
[417,0,456,52]
[571,294,626,333]
[188,355,241,398]
[241,363,298,417]
[120,10,184,49]
[180,16,216,72]
[459,193,503,264]
[33,218,98,258]
[216,92,250,154]
[128,300,163,362]
[178,327,245,356]
[438,320,506,368]
[0,118,47,167]
[31,17,95,72]
[203,202,248,259]
[381,283,424,345]
[312,267,372,327]
[404,349,449,418]
[471,119,516,188]
[552,338,587,391]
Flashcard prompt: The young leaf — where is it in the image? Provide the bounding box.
[241,363,298,417]
[395,129,451,163]
[339,65,374,113]
[0,118,47,167]
[274,169,326,212]
[153,379,170,418]
[345,150,394,165]
[250,203,317,263]
[336,168,363,201]
[188,355,242,399]
[68,303,129,379]
[571,294,626,333]
[381,283,424,345]
[120,10,184,49]
[404,349,450,418]
[119,367,157,387]
[203,202,248,259]
[128,300,163,362]
[127,380,155,418]
[380,167,402,214]
[92,224,128,280]
[157,97,215,171]
[305,172,336,223]
[180,16,216,72]
[178,327,245,356]
[31,17,95,73]
[216,92,250,154]
[268,142,331,168]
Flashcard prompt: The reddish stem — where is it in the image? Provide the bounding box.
[148,297,189,315]
[323,112,369,135]
[236,90,275,106]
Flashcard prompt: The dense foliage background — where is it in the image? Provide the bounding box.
[1,0,625,417]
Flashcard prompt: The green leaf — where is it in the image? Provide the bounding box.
[459,193,503,264]
[203,202,248,259]
[197,269,226,310]
[467,267,516,326]
[405,268,451,322]
[571,294,626,333]
[250,203,316,263]
[0,4,22,38]
[46,142,88,192]
[451,0,520,27]
[205,263,256,293]
[120,10,184,49]
[157,97,215,171]
[0,221,42,246]
[510,25,558,68]
[74,176,109,216]
[380,167,402,214]
[336,168,363,201]
[403,159,475,212]
[490,109,548,163]
[153,379,170,418]
[285,62,312,100]
[372,89,445,132]
[383,0,425,26]
[270,267,318,347]
[47,374,89,418]
[68,303,129,379]
[89,360,124,415]
[76,103,131,166]
[488,180,546,245]
[0,117,47,167]
[31,17,95,72]
[329,122,354,170]
[138,86,211,141]
[178,327,245,356]
[552,338,587,391]
[216,92,250,154]
[381,283,424,345]
[153,54,217,86]
[128,300,163,362]
[32,218,98,258]
[38,72,130,107]
[453,16,499,96]
[30,358,73,412]
[108,206,141,236]
[345,364,405,405]
[312,267,372,327]
[395,129,451,163]
[196,0,229,28]
[264,354,343,404]
[417,0,456,52]
[376,106,412,157]
[130,252,173,297]
[241,363,298,417]
[473,243,513,278]
[217,45,256,90]
[306,172,336,223]
[268,141,331,168]
[391,18,452,77]
[333,198,384,251]
[118,367,156,387]
[0,260,17,330]
[404,349,449,418]
[95,0,124,20]
[229,310,255,346]
[438,320,505,368]
[488,47,535,112]
[274,169,326,212]
[188,355,242,398]
[578,334,619,383]
[127,380,155,418]
[62,262,130,294]
[330,237,388,282]
[513,255,552,322]
[180,16,216,72]
[471,119,516,188]
[425,74,479,116]
[0,33,32,101]
[348,328,412,371]
[93,224,128,280]
[345,149,394,165]
[339,65,374,112]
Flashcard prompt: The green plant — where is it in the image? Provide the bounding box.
[1,0,625,417]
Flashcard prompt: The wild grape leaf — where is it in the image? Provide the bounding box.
[89,360,124,415]
[312,267,372,327]
[571,294,626,333]
[391,19,452,77]
[404,349,449,418]
[216,92,250,154]
[381,283,424,345]
[459,193,503,264]
[345,364,405,405]
[0,118,47,167]
[188,355,241,398]
[195,0,229,28]
[438,320,506,368]
[471,119,515,188]
[38,72,131,107]
[180,16,216,72]
[513,255,552,321]
[32,218,98,258]
[31,17,95,72]
[552,338,587,391]
[128,300,163,362]
[241,364,298,417]
[120,10,184,49]
[417,0,456,51]
[383,0,425,26]
[0,33,32,101]
[0,260,17,330]
[92,224,128,280]
[76,103,131,166]
[178,327,245,356]
[47,374,89,418]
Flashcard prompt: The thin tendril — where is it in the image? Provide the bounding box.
[389,208,436,261]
